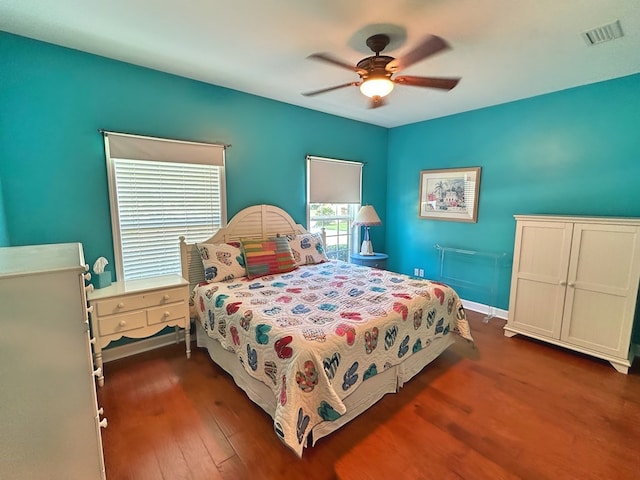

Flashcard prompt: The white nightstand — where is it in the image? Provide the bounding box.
[87,274,190,386]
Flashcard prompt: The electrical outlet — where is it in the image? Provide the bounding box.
[413,268,419,276]
[419,269,424,277]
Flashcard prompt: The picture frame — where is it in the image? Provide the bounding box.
[418,167,481,222]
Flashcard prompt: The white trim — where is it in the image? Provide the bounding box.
[513,214,640,226]
[461,298,508,320]
[103,134,124,280]
[102,331,190,363]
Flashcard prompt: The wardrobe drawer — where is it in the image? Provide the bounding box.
[95,293,146,316]
[144,287,186,307]
[146,303,187,326]
[99,310,146,336]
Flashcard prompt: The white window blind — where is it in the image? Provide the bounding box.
[104,132,226,280]
[307,155,363,203]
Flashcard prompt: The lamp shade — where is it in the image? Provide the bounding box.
[359,78,394,98]
[353,205,381,226]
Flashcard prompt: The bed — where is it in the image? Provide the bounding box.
[180,204,473,457]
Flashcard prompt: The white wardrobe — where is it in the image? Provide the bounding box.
[0,243,106,478]
[505,215,640,374]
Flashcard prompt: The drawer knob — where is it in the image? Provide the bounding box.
[118,320,126,327]
[162,294,170,301]
[163,311,170,318]
[85,284,95,293]
[98,407,104,415]
[90,337,97,345]
[117,302,125,309]
[99,418,108,429]
[568,282,576,288]
[84,272,92,281]
[86,305,94,314]
[93,367,102,377]
[84,264,90,272]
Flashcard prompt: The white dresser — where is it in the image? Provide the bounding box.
[0,243,106,479]
[505,215,640,373]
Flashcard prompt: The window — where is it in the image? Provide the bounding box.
[306,156,363,261]
[104,132,227,280]
[308,203,360,261]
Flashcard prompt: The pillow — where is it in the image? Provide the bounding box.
[286,233,329,266]
[241,237,297,279]
[196,242,246,283]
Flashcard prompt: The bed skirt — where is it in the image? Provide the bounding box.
[195,320,455,447]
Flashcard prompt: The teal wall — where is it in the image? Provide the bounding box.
[2,30,639,320]
[0,32,388,270]
[387,73,640,310]
[0,177,9,246]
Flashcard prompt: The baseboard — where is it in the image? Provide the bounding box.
[102,332,188,363]
[461,299,508,320]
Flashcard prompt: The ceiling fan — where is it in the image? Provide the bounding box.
[303,33,460,108]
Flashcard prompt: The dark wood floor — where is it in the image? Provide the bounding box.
[98,311,640,480]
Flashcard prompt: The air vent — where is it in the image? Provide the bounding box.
[582,20,624,45]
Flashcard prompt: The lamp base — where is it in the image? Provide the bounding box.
[360,240,374,255]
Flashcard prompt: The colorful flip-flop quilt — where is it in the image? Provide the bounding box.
[193,260,473,456]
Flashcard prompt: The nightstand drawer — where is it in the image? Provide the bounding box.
[99,310,147,336]
[95,293,146,316]
[144,287,186,307]
[146,302,187,326]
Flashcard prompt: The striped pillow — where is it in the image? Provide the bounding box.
[241,237,297,279]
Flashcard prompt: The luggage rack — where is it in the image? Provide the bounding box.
[434,244,509,322]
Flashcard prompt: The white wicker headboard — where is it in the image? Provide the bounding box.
[180,204,311,291]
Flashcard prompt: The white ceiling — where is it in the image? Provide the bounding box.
[2,0,639,128]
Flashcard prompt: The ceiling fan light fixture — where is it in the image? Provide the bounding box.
[360,78,394,98]
[305,33,458,106]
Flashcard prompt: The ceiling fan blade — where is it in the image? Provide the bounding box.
[386,35,451,73]
[393,75,460,91]
[369,95,386,109]
[302,82,359,97]
[307,53,368,75]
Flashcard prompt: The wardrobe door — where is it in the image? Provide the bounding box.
[507,220,573,339]
[561,223,640,358]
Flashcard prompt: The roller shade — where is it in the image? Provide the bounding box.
[106,131,225,166]
[307,156,363,204]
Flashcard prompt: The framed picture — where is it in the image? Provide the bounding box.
[418,167,481,222]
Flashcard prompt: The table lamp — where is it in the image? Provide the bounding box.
[353,205,382,255]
